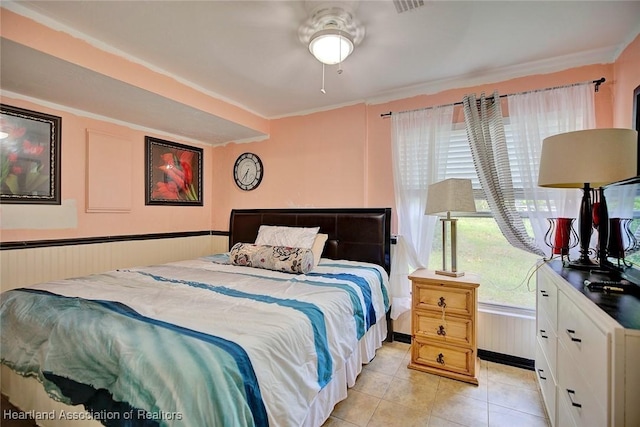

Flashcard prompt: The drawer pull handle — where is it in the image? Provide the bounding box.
[566,329,582,343]
[537,368,546,380]
[437,297,446,308]
[540,290,549,297]
[437,325,446,336]
[566,389,582,408]
[436,353,445,365]
[539,329,548,339]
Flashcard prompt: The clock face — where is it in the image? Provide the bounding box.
[233,152,263,191]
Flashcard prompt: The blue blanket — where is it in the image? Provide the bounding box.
[1,289,267,426]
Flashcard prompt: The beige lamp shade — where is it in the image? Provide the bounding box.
[538,128,638,188]
[425,178,475,277]
[425,178,476,215]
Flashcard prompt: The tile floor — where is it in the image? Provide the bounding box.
[323,341,549,427]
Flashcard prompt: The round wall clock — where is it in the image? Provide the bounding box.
[233,152,263,191]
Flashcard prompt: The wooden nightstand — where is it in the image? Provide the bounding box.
[408,268,480,385]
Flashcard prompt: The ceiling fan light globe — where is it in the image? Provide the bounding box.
[309,29,354,65]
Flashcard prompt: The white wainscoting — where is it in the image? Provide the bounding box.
[0,234,229,292]
[477,303,536,360]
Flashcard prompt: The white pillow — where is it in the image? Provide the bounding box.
[310,233,328,267]
[254,225,320,249]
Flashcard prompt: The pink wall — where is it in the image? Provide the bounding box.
[212,63,616,232]
[1,9,636,243]
[613,34,640,128]
[0,96,214,242]
[210,105,368,229]
[0,9,248,243]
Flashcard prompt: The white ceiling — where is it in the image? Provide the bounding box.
[2,0,639,144]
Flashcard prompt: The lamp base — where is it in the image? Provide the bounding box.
[565,258,598,270]
[436,269,465,277]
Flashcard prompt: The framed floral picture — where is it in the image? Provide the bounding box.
[145,136,203,206]
[0,104,62,204]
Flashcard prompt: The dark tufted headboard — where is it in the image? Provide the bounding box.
[229,208,392,275]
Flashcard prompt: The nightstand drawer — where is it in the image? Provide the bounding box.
[413,310,472,346]
[413,283,473,317]
[411,337,475,376]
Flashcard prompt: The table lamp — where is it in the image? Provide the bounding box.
[426,178,476,277]
[538,128,637,270]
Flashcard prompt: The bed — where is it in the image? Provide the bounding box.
[1,208,392,427]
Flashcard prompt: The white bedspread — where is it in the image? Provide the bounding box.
[1,256,389,427]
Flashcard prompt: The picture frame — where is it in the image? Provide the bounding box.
[145,136,203,206]
[0,104,62,204]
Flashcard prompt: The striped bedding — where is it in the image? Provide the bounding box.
[0,255,389,427]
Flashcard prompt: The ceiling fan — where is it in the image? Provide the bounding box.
[298,2,365,93]
[297,0,426,93]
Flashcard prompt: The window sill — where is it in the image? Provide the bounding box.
[478,301,535,319]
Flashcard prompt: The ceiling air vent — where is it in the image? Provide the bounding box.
[393,0,425,13]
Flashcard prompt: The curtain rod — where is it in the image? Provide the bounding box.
[380,77,605,118]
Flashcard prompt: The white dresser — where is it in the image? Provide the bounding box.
[536,261,640,427]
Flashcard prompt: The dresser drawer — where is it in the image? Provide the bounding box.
[557,339,607,427]
[413,283,473,317]
[556,389,578,427]
[537,267,558,329]
[535,340,556,425]
[412,337,475,376]
[557,290,609,396]
[413,310,472,346]
[536,310,557,377]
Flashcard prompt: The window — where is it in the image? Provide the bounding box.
[613,185,640,269]
[428,217,539,308]
[428,124,539,309]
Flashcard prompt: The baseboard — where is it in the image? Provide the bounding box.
[477,349,534,371]
[393,332,411,344]
[392,333,534,371]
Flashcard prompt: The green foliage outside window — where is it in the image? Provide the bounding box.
[428,217,540,309]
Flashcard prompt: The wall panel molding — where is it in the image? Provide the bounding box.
[86,129,133,212]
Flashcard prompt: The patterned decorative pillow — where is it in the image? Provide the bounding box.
[230,243,314,274]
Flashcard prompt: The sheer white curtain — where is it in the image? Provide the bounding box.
[507,82,596,259]
[390,105,454,319]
